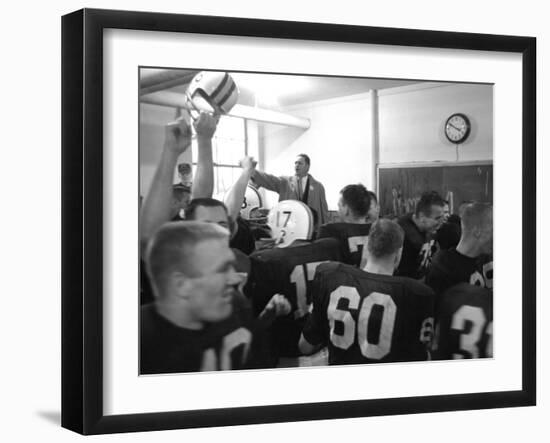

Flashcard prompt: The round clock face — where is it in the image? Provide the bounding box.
[445,113,471,144]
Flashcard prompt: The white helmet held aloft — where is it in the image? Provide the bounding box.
[267,200,314,248]
[185,71,239,117]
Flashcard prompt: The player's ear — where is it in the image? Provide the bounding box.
[171,271,193,299]
[471,225,482,240]
[394,247,403,271]
[342,204,350,218]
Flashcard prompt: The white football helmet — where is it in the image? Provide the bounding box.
[267,200,314,248]
[221,185,264,220]
[185,71,239,117]
[238,185,263,220]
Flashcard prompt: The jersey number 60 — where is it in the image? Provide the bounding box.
[328,286,396,360]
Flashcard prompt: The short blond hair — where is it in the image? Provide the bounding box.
[145,221,229,297]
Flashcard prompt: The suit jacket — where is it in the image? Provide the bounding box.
[251,170,329,230]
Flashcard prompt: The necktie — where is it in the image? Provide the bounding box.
[297,178,302,200]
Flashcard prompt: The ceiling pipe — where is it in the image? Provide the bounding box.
[140,70,194,88]
[139,72,196,96]
[140,91,311,129]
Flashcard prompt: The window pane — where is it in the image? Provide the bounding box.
[190,114,246,199]
[214,166,241,197]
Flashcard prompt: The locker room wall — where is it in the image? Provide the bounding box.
[259,93,374,211]
[139,103,193,196]
[378,82,493,163]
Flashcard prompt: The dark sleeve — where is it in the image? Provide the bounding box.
[396,237,416,278]
[424,255,455,320]
[425,255,452,298]
[317,224,332,240]
[245,259,278,316]
[140,260,155,305]
[435,223,461,250]
[231,294,276,369]
[230,217,256,255]
[301,270,329,346]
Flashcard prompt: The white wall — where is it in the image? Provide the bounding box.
[379,83,493,163]
[260,93,373,210]
[139,103,193,196]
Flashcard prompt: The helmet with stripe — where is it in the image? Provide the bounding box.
[267,200,314,248]
[185,71,239,117]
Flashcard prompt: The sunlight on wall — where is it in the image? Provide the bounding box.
[260,93,373,211]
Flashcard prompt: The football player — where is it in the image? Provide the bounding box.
[317,184,372,268]
[141,221,290,373]
[433,282,493,360]
[299,219,435,365]
[396,191,446,279]
[247,236,343,362]
[432,199,461,251]
[141,222,254,373]
[425,202,493,298]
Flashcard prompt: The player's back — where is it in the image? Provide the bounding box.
[318,222,371,267]
[246,237,342,358]
[426,248,493,298]
[303,262,435,365]
[434,282,493,360]
[248,237,343,316]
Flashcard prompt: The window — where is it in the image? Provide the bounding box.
[191,115,247,199]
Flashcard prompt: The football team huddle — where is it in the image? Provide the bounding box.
[139,72,493,374]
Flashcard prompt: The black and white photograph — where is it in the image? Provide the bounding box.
[2,0,548,441]
[56,5,538,436]
[138,68,494,374]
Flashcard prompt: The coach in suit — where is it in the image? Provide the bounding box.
[250,154,329,231]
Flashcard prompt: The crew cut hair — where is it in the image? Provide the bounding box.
[367,219,405,259]
[145,221,229,298]
[184,198,228,220]
[460,202,493,232]
[415,191,445,217]
[340,184,371,218]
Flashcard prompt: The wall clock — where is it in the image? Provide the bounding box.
[445,113,471,144]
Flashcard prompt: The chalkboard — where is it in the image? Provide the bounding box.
[378,163,492,218]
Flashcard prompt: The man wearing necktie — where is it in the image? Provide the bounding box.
[246,153,329,234]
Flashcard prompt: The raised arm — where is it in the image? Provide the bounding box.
[140,116,192,253]
[225,156,257,220]
[190,112,219,200]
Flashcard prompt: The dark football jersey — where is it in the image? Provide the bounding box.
[425,248,493,298]
[433,282,493,360]
[302,262,435,365]
[396,214,434,279]
[140,259,154,305]
[434,221,461,251]
[246,238,342,358]
[318,222,371,267]
[230,216,256,255]
[140,294,254,374]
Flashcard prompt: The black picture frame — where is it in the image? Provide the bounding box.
[61,8,536,435]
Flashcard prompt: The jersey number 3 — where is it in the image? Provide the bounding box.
[328,286,396,360]
[451,306,493,359]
